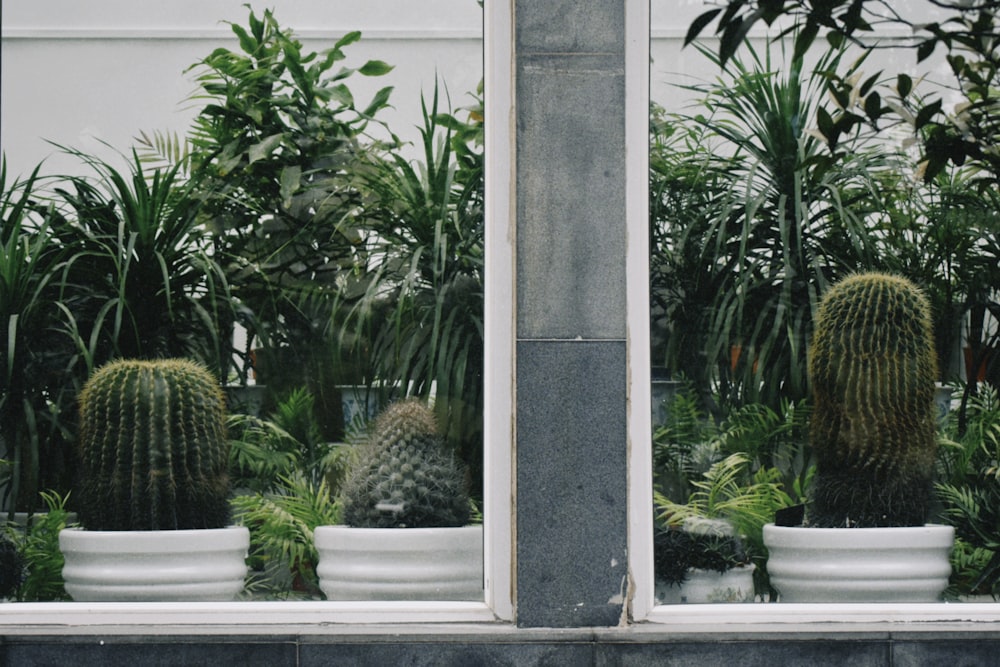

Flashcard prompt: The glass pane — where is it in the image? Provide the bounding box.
[649,1,998,605]
[1,0,485,604]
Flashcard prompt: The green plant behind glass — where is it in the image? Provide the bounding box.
[0,161,76,513]
[936,383,1000,598]
[51,147,234,377]
[345,84,484,489]
[651,41,898,410]
[228,388,349,599]
[2,490,76,601]
[180,6,394,385]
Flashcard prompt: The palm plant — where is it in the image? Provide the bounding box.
[652,42,898,409]
[228,388,348,598]
[228,386,352,494]
[230,474,339,599]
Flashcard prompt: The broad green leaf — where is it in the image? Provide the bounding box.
[359,60,394,77]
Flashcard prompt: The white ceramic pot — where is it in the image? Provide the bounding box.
[656,564,757,604]
[763,523,954,602]
[59,526,249,602]
[314,524,484,601]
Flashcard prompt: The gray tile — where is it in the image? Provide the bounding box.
[892,638,1000,667]
[516,340,628,627]
[300,641,594,666]
[2,637,298,667]
[516,0,624,54]
[515,60,626,340]
[594,640,889,667]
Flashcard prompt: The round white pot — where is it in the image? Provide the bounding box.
[314,524,483,601]
[656,564,757,604]
[59,526,249,602]
[763,523,954,602]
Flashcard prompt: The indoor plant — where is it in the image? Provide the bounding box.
[59,358,249,601]
[655,453,793,603]
[314,399,482,600]
[763,272,954,602]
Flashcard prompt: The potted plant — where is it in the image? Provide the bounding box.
[653,518,754,604]
[763,272,954,602]
[314,399,482,601]
[59,358,249,601]
[655,453,793,603]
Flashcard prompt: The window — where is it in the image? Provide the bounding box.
[0,0,511,627]
[640,0,1000,624]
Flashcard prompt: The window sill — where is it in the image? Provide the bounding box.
[642,601,1000,634]
[0,601,500,635]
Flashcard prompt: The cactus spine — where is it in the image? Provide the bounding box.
[808,272,938,527]
[77,358,230,531]
[340,399,470,528]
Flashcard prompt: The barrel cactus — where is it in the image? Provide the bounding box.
[808,272,938,528]
[77,358,231,531]
[340,399,470,528]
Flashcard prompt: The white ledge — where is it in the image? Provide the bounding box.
[1,601,499,635]
[642,602,1000,633]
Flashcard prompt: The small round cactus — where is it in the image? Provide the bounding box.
[77,358,231,531]
[339,399,471,528]
[807,272,938,527]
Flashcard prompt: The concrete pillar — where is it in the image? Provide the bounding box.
[514,0,629,628]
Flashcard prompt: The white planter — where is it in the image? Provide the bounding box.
[60,526,249,602]
[763,523,954,602]
[314,524,483,601]
[656,564,757,604]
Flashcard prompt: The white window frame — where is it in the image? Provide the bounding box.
[0,0,514,631]
[627,0,1000,629]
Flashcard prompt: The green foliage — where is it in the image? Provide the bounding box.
[809,272,939,527]
[0,161,76,512]
[77,358,230,531]
[182,6,394,383]
[656,453,797,570]
[345,84,484,487]
[339,399,471,528]
[2,491,75,601]
[231,474,339,600]
[228,386,352,494]
[653,383,812,508]
[650,42,895,410]
[936,384,1000,597]
[689,1,1000,185]
[51,147,234,376]
[228,388,348,598]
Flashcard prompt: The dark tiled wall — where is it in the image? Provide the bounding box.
[7,633,1000,666]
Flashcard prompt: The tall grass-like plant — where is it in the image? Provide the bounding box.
[346,85,484,485]
[0,161,75,513]
[652,42,897,409]
[52,148,234,376]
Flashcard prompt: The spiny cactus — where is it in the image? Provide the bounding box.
[339,399,470,528]
[77,358,231,531]
[808,272,938,527]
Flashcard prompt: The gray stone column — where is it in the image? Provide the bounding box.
[514,1,629,627]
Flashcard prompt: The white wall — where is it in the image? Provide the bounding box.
[1,0,484,178]
[1,0,957,180]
